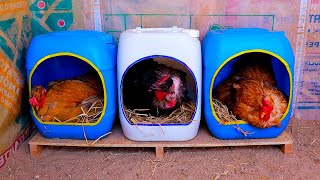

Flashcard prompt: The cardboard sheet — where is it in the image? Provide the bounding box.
[295,1,320,120]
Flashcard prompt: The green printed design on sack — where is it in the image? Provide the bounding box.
[29,0,72,11]
[50,0,72,10]
[31,18,48,36]
[29,0,49,11]
[0,36,14,61]
[30,0,73,36]
[46,13,73,31]
[0,18,16,61]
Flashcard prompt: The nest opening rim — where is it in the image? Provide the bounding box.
[121,56,200,126]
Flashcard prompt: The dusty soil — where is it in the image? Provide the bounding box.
[0,118,319,180]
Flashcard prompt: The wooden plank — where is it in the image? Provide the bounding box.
[280,143,293,154]
[29,143,43,156]
[155,146,164,159]
[29,125,293,157]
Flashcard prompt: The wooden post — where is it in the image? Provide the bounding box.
[155,146,164,159]
[280,143,293,154]
[29,143,43,156]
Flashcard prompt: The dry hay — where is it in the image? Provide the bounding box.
[212,99,238,123]
[124,101,196,124]
[51,95,104,123]
[212,98,254,136]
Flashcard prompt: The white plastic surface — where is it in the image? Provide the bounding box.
[117,27,202,141]
[132,26,200,38]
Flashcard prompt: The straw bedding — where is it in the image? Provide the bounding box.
[124,101,196,124]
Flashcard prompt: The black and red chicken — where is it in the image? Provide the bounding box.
[123,59,188,116]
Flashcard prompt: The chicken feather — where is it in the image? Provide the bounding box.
[30,74,103,122]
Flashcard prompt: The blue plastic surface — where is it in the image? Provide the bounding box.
[26,30,117,140]
[202,28,295,139]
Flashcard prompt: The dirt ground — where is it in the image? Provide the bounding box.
[0,118,319,180]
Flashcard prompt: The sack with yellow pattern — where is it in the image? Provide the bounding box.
[0,0,32,169]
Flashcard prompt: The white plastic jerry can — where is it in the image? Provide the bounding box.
[117,27,202,141]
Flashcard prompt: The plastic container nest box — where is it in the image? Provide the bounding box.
[117,27,202,141]
[26,30,117,140]
[202,28,294,140]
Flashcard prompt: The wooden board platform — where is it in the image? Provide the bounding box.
[29,126,293,158]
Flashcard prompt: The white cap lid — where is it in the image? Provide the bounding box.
[133,26,199,38]
[182,29,200,38]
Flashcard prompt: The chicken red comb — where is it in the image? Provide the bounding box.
[29,97,39,107]
[155,74,170,86]
[262,98,272,106]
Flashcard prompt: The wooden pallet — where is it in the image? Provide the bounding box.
[29,126,293,158]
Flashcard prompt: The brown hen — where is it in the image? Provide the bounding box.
[29,73,103,122]
[232,78,287,128]
[214,57,276,110]
[214,56,288,128]
[235,59,276,86]
[213,77,236,110]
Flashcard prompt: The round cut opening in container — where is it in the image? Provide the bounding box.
[29,53,106,125]
[211,51,292,127]
[121,55,198,126]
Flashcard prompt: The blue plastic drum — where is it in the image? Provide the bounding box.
[26,30,117,140]
[202,28,294,139]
